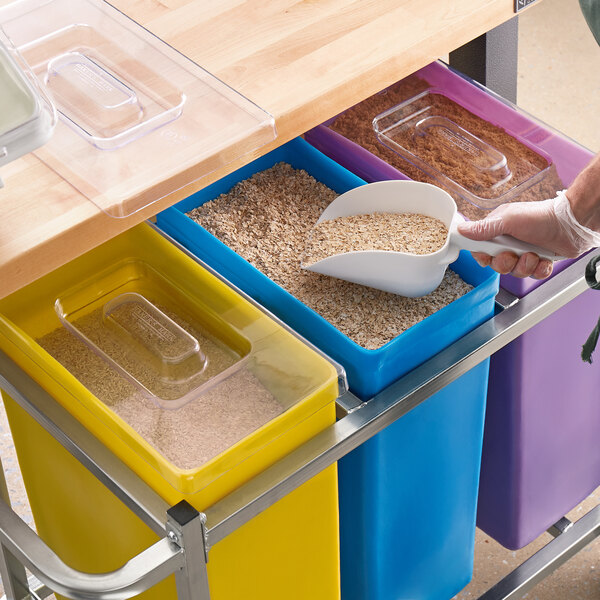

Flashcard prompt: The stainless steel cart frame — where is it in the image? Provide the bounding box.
[0,222,598,600]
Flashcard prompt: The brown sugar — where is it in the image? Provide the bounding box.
[329,75,564,221]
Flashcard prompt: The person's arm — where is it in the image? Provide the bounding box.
[457,151,600,279]
[580,0,600,46]
[567,151,600,230]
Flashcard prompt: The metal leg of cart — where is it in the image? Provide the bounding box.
[477,507,600,600]
[449,16,519,103]
[0,457,33,600]
[0,232,596,600]
[0,353,211,600]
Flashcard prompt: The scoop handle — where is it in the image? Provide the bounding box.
[451,230,564,262]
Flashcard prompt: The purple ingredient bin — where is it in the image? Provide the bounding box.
[480,291,600,549]
[304,61,594,298]
[304,61,600,549]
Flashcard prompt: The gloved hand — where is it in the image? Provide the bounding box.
[457,190,600,279]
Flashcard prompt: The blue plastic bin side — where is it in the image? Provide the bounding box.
[156,137,499,400]
[156,136,499,600]
[340,361,490,600]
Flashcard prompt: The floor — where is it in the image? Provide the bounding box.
[1,0,600,599]
[516,0,600,154]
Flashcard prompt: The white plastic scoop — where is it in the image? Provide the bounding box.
[303,180,562,297]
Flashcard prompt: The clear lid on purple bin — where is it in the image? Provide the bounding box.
[0,26,55,171]
[372,89,553,210]
[0,0,276,218]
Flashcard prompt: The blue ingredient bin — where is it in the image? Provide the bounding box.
[156,137,499,600]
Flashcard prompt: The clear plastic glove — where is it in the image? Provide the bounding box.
[457,190,600,279]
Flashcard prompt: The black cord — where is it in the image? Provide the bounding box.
[585,255,600,290]
[582,255,600,363]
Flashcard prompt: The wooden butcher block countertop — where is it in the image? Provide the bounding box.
[0,0,522,298]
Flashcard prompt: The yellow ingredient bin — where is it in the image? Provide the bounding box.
[0,223,342,600]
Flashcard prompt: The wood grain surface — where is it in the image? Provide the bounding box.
[0,0,520,298]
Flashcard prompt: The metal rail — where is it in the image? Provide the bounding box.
[479,507,600,600]
[0,498,183,600]
[0,351,170,538]
[204,252,595,543]
[0,246,596,599]
[0,353,211,600]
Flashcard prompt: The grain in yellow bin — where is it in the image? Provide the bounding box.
[0,223,341,600]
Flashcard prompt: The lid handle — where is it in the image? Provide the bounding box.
[102,292,207,382]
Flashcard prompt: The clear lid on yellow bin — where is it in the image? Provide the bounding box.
[0,224,343,492]
[0,0,276,217]
[0,26,55,173]
[372,90,553,210]
[53,256,345,416]
[54,260,258,411]
[46,249,343,486]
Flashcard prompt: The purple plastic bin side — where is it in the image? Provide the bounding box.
[307,58,600,550]
[477,288,600,549]
[304,125,410,184]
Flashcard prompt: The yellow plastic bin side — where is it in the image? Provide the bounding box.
[4,394,339,599]
[0,223,341,600]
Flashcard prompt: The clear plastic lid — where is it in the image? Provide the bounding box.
[101,292,210,392]
[55,260,254,410]
[11,223,344,486]
[372,90,553,210]
[0,26,55,172]
[0,0,276,217]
